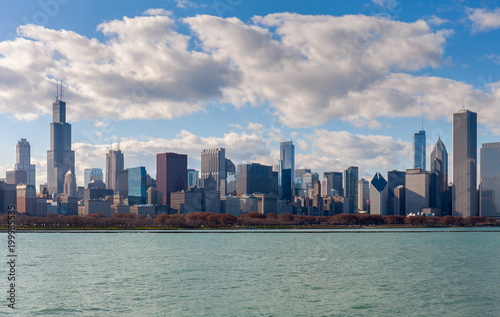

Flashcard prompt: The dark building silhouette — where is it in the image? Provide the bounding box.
[0,181,16,214]
[430,137,449,215]
[480,142,500,218]
[118,169,129,203]
[237,163,273,195]
[323,172,343,197]
[387,170,406,215]
[344,166,358,214]
[452,109,477,217]
[47,84,75,195]
[157,152,188,207]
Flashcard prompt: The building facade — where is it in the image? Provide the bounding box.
[84,168,103,188]
[156,152,188,207]
[63,170,77,197]
[105,150,124,193]
[387,170,406,215]
[358,178,370,212]
[14,138,36,185]
[16,184,36,214]
[323,172,343,197]
[480,142,500,218]
[430,137,449,215]
[344,166,359,214]
[187,169,199,188]
[201,148,226,195]
[413,129,426,171]
[452,109,477,217]
[369,173,388,215]
[236,163,273,196]
[405,168,430,215]
[279,141,295,199]
[128,167,147,206]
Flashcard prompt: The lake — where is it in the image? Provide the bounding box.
[3,228,499,316]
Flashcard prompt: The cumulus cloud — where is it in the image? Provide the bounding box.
[143,8,172,16]
[426,15,449,26]
[466,7,500,32]
[175,0,208,9]
[296,129,412,179]
[1,12,499,133]
[64,129,277,186]
[0,15,239,121]
[31,127,412,186]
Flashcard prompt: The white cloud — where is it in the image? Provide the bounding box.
[426,15,449,26]
[175,0,207,9]
[0,15,239,121]
[65,129,277,186]
[143,8,173,16]
[466,7,500,32]
[31,128,414,186]
[1,12,500,134]
[297,129,412,179]
[485,53,500,64]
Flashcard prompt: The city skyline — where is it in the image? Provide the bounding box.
[0,1,500,188]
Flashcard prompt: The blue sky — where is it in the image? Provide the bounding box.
[0,0,499,187]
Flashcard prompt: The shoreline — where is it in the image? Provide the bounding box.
[1,226,499,233]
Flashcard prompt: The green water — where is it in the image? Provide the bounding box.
[2,229,499,316]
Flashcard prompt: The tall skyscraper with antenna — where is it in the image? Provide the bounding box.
[47,82,75,195]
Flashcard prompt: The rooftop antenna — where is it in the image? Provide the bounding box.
[421,116,424,131]
[60,80,64,101]
[117,142,120,151]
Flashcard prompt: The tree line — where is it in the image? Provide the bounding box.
[1,212,497,229]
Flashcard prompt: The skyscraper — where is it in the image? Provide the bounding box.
[430,137,449,215]
[323,172,343,197]
[369,173,388,215]
[15,139,36,185]
[128,167,147,206]
[201,148,226,195]
[187,169,200,188]
[358,178,369,212]
[387,170,406,215]
[280,141,295,192]
[106,150,124,193]
[452,109,477,217]
[480,142,500,218]
[47,84,75,195]
[413,129,426,171]
[84,168,103,188]
[63,170,77,196]
[405,168,430,215]
[343,166,358,214]
[157,152,188,207]
[236,163,273,196]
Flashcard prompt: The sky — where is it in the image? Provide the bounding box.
[0,0,499,188]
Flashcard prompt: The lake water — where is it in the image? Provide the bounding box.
[2,228,499,316]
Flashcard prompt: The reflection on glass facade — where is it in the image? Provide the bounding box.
[413,130,426,171]
[480,142,500,218]
[128,167,146,206]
